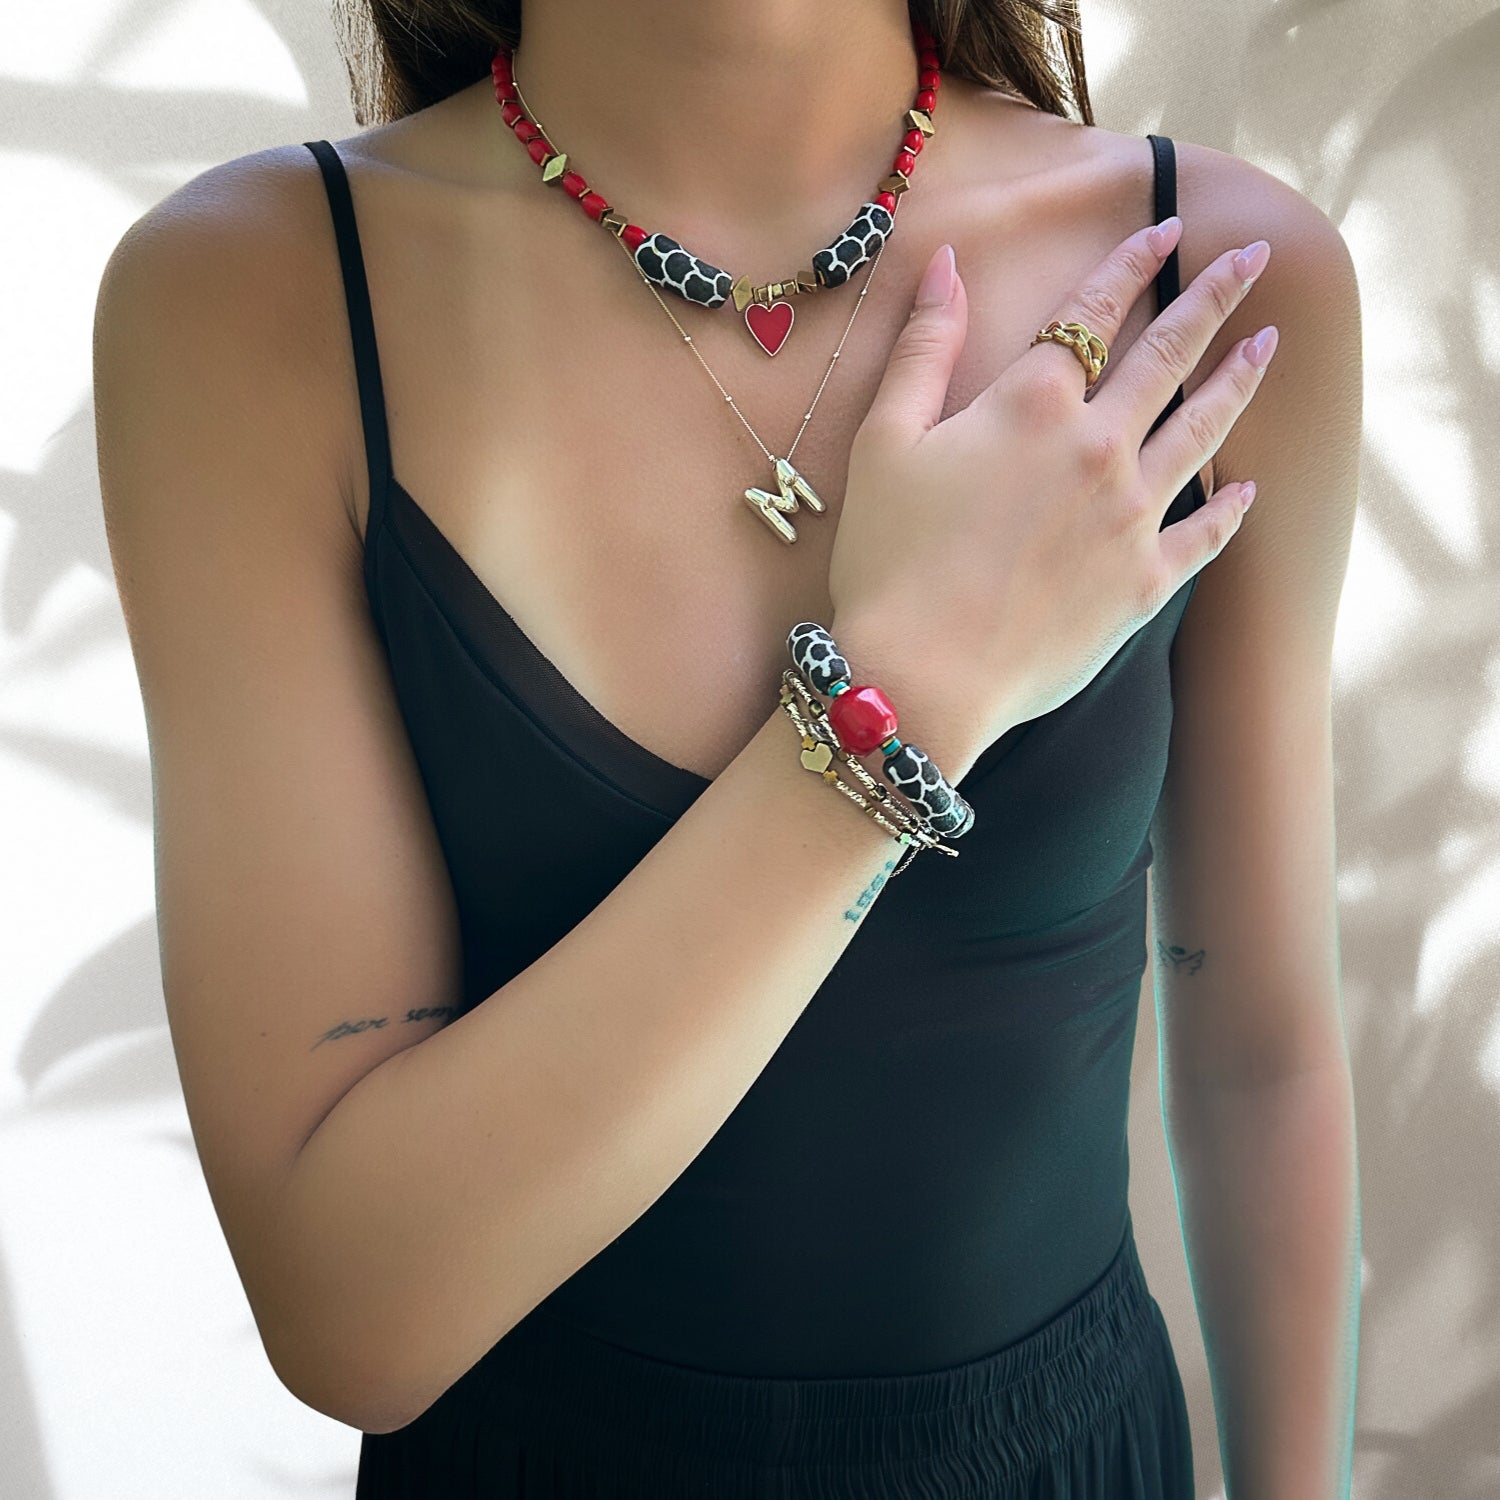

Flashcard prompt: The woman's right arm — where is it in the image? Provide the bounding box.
[92,153,1001,1437]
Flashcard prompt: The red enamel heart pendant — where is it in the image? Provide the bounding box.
[745,300,794,356]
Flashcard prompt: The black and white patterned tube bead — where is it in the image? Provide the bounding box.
[786,620,850,694]
[882,743,975,838]
[785,621,976,839]
[633,234,735,308]
[812,202,895,288]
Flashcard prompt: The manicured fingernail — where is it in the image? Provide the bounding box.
[1147,216,1182,257]
[916,242,956,307]
[1241,480,1257,507]
[1234,239,1271,287]
[1242,324,1279,368]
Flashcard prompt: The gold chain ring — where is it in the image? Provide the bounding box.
[1030,319,1109,389]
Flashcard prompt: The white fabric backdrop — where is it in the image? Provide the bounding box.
[2,2,1497,1496]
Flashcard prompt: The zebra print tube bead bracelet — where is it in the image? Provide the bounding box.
[777,670,957,875]
[777,668,946,848]
[786,621,977,840]
[780,669,954,870]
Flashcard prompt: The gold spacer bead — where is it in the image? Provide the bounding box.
[731,274,754,312]
[600,208,627,235]
[796,269,818,294]
[878,172,911,196]
[906,107,935,136]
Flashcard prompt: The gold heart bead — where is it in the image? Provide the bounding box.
[800,741,833,773]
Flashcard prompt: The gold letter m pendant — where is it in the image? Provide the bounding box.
[744,457,827,545]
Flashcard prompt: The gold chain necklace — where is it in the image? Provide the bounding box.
[510,74,887,546]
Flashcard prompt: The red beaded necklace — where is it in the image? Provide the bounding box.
[490,17,941,357]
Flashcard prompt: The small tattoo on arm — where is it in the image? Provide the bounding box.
[845,858,898,923]
[1155,939,1206,975]
[403,1006,459,1025]
[309,1006,461,1050]
[310,1017,389,1050]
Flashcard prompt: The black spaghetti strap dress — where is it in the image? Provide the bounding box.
[302,131,1205,1498]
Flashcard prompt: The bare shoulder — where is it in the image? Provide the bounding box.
[1113,132,1362,599]
[1169,133,1362,606]
[95,142,363,535]
[98,141,343,332]
[1172,135,1353,261]
[1169,133,1360,408]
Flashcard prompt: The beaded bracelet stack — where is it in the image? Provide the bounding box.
[778,622,976,876]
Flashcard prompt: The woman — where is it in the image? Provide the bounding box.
[93,0,1362,1494]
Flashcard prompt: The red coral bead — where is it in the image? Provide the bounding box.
[916,88,937,111]
[513,116,539,142]
[914,24,936,49]
[919,50,940,70]
[894,149,916,176]
[526,136,553,166]
[579,191,609,220]
[875,191,897,213]
[622,223,648,251]
[920,68,941,90]
[903,129,924,153]
[500,101,523,127]
[559,170,588,196]
[828,685,899,755]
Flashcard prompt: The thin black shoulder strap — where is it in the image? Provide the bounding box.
[1146,133,1183,316]
[303,139,393,532]
[1145,132,1192,441]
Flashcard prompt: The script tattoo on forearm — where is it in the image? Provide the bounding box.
[309,1005,460,1050]
[845,858,898,923]
[1155,939,1206,976]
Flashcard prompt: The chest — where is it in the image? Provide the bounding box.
[356,150,1183,783]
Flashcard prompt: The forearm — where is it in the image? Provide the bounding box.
[276,621,990,1431]
[1164,1058,1360,1499]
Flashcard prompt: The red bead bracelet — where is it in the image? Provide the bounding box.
[827,682,901,757]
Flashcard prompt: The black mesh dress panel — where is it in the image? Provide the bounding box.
[302,133,1205,1497]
